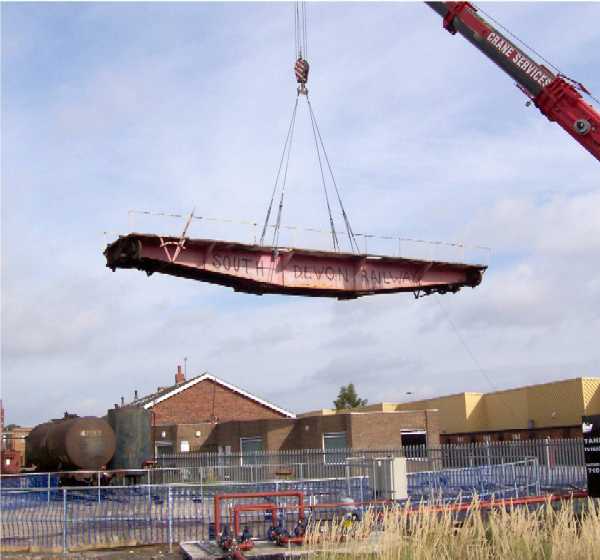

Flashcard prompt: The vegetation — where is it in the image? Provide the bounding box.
[304,497,600,559]
[334,384,368,410]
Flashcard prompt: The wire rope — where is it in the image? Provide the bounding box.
[271,97,300,248]
[434,296,519,420]
[261,0,359,253]
[260,97,299,246]
[307,97,360,253]
[306,96,339,251]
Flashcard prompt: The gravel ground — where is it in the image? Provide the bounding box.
[0,544,186,560]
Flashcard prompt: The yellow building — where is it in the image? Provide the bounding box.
[366,377,600,442]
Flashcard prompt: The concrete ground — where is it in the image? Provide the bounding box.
[0,544,185,560]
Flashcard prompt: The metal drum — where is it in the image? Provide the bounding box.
[107,406,152,470]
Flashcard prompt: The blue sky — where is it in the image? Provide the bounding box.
[2,2,599,426]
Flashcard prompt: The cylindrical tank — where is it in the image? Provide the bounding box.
[107,406,152,470]
[26,416,116,471]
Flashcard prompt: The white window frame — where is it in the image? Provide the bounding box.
[322,431,348,464]
[240,436,263,466]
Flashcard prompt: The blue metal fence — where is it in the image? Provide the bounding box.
[0,458,586,553]
[0,478,370,552]
[407,459,541,500]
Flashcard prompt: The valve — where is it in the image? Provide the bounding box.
[238,527,254,551]
[294,518,307,537]
[218,524,234,552]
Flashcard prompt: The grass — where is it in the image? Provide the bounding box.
[303,497,600,560]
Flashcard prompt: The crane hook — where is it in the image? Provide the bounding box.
[295,58,309,95]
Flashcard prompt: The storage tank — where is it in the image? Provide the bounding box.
[107,406,152,470]
[26,415,116,471]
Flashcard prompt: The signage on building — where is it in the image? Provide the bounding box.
[582,415,600,498]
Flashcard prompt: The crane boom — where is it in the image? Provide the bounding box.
[426,2,600,162]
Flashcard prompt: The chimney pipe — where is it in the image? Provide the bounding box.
[134,390,138,400]
[120,396,125,406]
[175,364,185,385]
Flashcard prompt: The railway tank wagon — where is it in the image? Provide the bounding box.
[26,414,116,472]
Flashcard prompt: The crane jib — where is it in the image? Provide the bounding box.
[426,1,556,97]
[485,32,554,91]
[426,1,600,162]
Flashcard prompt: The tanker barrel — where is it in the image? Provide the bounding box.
[26,416,116,471]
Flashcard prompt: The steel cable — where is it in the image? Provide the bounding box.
[260,97,299,246]
[306,98,360,253]
[271,97,300,248]
[306,95,339,251]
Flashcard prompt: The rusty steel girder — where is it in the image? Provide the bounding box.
[104,233,486,299]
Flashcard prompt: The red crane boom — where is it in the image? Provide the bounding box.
[426,2,600,162]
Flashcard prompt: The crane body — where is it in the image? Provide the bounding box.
[427,2,600,162]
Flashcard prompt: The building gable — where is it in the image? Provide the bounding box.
[141,375,294,425]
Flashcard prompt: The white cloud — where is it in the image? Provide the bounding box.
[2,2,600,426]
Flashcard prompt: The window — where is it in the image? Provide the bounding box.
[180,440,190,452]
[240,437,263,465]
[323,432,347,464]
[401,430,427,458]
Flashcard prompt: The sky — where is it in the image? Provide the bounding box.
[2,1,599,426]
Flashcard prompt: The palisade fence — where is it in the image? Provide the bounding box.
[156,439,586,490]
[0,439,587,552]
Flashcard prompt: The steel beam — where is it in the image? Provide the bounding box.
[104,234,486,299]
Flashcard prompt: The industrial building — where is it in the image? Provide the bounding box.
[127,366,295,454]
[127,366,440,456]
[204,406,439,455]
[387,377,600,442]
[0,400,31,474]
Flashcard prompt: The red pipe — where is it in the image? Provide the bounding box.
[216,491,587,543]
[233,503,279,536]
[214,491,304,538]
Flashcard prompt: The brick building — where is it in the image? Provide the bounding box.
[0,401,30,474]
[129,366,295,454]
[210,407,440,455]
[130,366,440,456]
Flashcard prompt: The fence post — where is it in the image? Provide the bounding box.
[62,488,68,554]
[97,471,101,503]
[168,485,173,553]
[47,472,51,503]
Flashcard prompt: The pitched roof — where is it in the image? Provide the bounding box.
[130,373,295,418]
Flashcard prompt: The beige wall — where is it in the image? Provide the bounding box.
[396,377,600,435]
[395,394,474,434]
